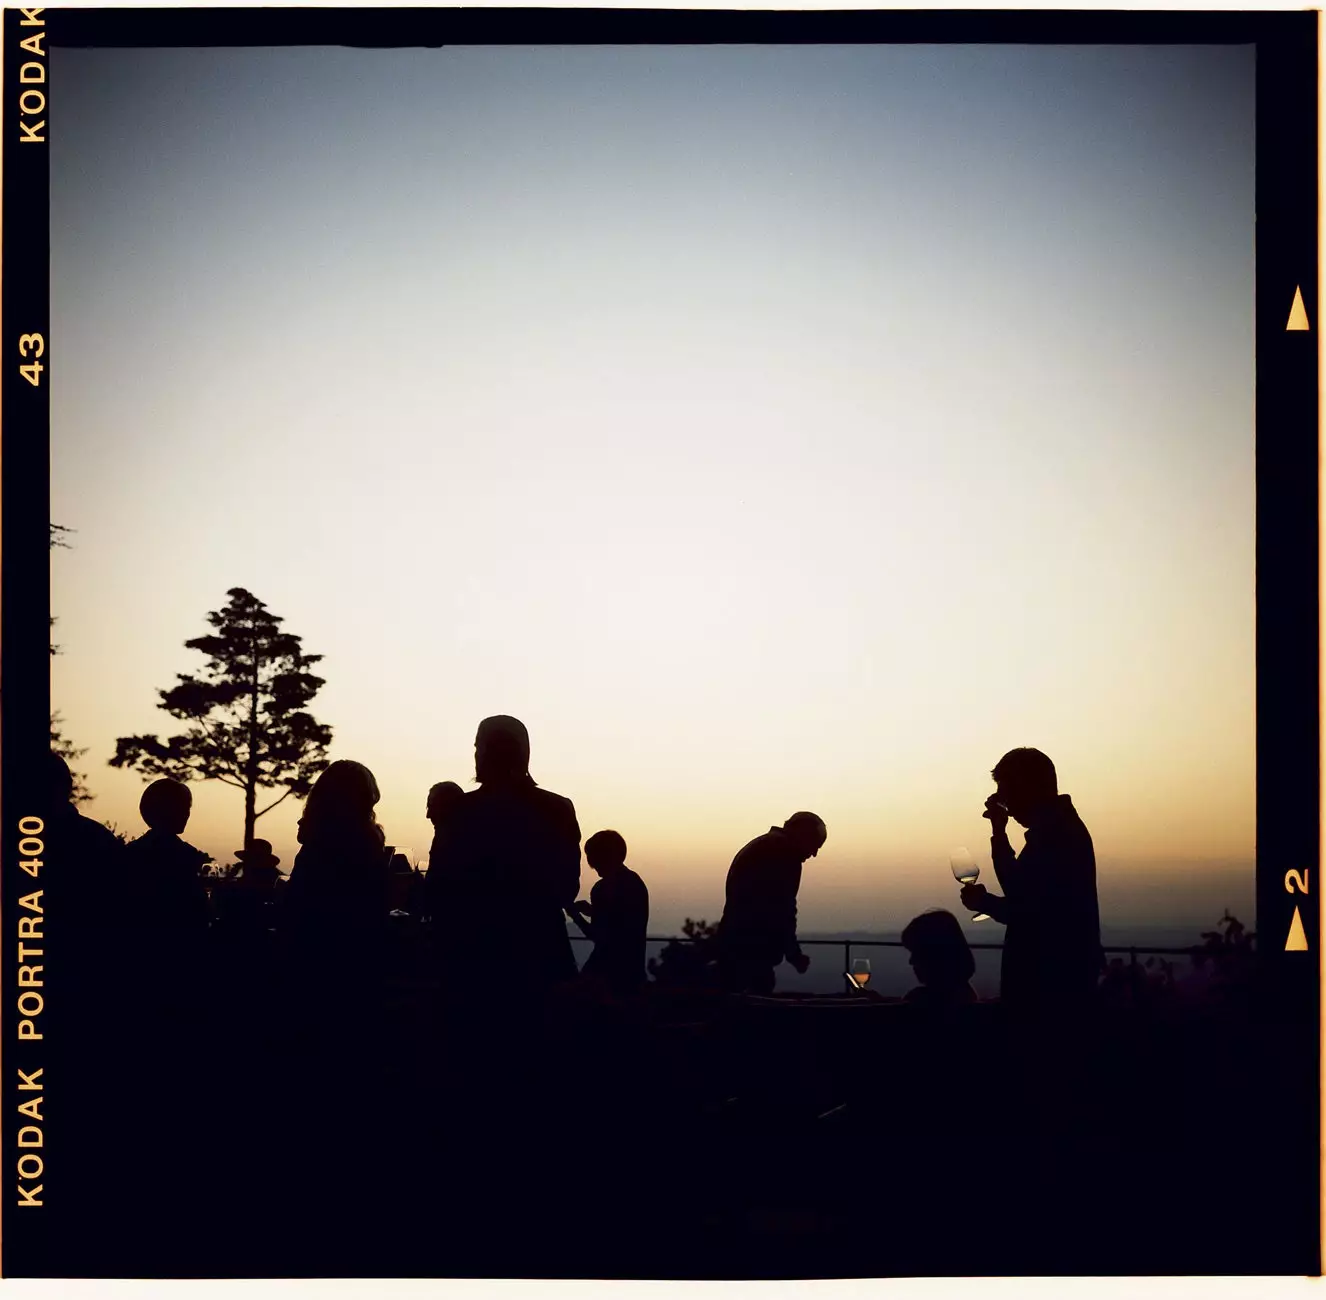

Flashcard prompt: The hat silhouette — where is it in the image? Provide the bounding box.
[234,839,280,868]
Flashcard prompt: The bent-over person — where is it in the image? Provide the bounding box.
[716,811,826,994]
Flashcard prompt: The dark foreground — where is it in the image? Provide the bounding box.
[16,965,1319,1279]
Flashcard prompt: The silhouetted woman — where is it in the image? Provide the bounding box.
[433,716,581,998]
[423,779,467,924]
[901,909,978,1009]
[282,760,390,1003]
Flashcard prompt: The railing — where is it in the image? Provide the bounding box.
[569,934,1207,972]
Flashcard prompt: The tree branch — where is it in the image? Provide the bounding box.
[254,786,297,819]
[192,713,248,783]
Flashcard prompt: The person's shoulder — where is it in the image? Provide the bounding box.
[533,785,575,811]
[182,839,210,866]
[528,786,577,822]
[75,813,124,852]
[1056,796,1094,844]
[733,828,776,862]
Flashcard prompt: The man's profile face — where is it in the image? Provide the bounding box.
[993,777,1041,827]
[585,846,621,876]
[789,827,825,862]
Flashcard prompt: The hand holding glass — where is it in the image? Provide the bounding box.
[951,847,989,922]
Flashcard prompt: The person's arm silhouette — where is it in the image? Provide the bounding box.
[567,898,593,939]
[961,795,1014,923]
[782,859,810,972]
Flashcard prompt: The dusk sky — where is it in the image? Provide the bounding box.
[50,42,1256,934]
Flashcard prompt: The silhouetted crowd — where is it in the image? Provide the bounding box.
[35,723,1304,1282]
[46,717,1102,1031]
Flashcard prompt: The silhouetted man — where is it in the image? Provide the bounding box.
[960,748,1102,1008]
[433,716,581,994]
[568,830,649,993]
[717,812,826,994]
[124,779,212,949]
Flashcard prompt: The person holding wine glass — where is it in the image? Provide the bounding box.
[958,748,1102,1009]
[949,847,989,921]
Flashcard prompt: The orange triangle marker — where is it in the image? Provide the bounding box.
[1286,285,1310,331]
[1285,905,1309,951]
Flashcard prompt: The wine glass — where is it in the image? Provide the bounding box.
[851,957,871,989]
[950,847,989,922]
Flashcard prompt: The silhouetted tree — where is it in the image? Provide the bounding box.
[1194,910,1255,965]
[1191,910,1256,1005]
[50,713,91,804]
[50,523,91,803]
[111,587,333,848]
[648,917,721,989]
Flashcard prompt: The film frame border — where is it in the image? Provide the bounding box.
[1,3,1318,1278]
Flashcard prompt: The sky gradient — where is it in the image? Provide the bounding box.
[50,43,1256,935]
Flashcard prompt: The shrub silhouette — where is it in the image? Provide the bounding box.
[648,917,720,989]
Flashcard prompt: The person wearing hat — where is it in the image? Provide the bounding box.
[212,838,285,960]
[234,838,283,890]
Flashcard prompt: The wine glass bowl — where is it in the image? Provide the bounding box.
[851,957,871,989]
[950,847,989,922]
[949,848,977,885]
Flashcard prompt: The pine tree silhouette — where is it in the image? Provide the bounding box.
[111,587,333,848]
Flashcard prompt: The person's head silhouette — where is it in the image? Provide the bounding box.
[140,778,192,835]
[901,908,976,989]
[426,780,465,825]
[235,838,281,874]
[474,715,531,785]
[991,748,1058,827]
[585,829,627,877]
[304,759,380,825]
[782,811,827,862]
[48,752,75,805]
